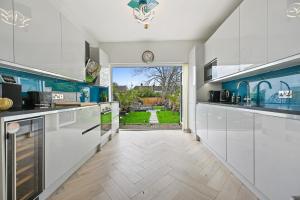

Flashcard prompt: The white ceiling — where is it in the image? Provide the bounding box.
[54,0,242,42]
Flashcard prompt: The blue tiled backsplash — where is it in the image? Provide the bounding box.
[0,66,108,103]
[222,65,300,106]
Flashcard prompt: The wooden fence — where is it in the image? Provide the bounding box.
[142,97,163,106]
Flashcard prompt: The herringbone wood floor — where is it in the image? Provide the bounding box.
[48,130,258,200]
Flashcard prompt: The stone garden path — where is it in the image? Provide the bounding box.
[148,110,159,124]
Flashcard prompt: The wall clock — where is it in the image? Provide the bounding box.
[142,50,155,64]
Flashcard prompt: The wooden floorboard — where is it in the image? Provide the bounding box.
[48,130,258,200]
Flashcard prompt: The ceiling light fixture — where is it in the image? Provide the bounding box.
[128,0,159,29]
[287,0,300,18]
[0,8,31,28]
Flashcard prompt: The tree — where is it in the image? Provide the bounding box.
[134,67,182,99]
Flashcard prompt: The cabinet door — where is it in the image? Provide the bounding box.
[45,111,82,188]
[61,16,85,81]
[14,0,61,71]
[214,8,240,78]
[204,35,217,64]
[240,0,267,70]
[207,106,227,159]
[268,0,300,62]
[0,0,13,62]
[227,109,254,183]
[76,106,101,153]
[255,114,300,200]
[196,104,208,142]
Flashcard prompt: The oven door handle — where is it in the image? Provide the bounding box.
[82,124,100,135]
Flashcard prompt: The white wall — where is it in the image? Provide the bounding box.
[188,42,204,133]
[99,41,196,66]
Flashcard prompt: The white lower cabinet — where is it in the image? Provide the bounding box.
[255,114,300,200]
[196,104,208,142]
[45,106,100,188]
[227,109,254,183]
[207,106,227,160]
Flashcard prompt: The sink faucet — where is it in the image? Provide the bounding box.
[237,80,251,105]
[256,80,272,106]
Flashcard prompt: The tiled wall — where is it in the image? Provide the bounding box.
[0,66,108,103]
[222,65,300,105]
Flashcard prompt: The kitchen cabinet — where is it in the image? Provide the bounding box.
[240,0,267,70]
[0,0,14,62]
[207,106,227,159]
[45,106,100,188]
[204,35,217,64]
[227,109,254,183]
[205,8,240,78]
[255,114,300,200]
[14,0,61,72]
[268,0,300,62]
[111,102,119,135]
[61,15,85,81]
[196,104,208,142]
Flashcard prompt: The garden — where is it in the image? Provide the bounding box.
[113,66,182,129]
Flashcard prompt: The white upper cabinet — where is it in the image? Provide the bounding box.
[216,8,239,69]
[207,8,240,78]
[255,114,300,200]
[227,109,254,184]
[0,0,14,62]
[240,0,267,70]
[204,34,217,64]
[61,16,85,81]
[207,106,227,160]
[268,0,300,62]
[14,0,61,72]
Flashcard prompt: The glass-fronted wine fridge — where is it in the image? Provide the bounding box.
[5,117,44,200]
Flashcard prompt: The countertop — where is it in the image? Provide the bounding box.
[0,104,100,121]
[197,101,300,116]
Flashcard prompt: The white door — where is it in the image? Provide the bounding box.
[268,0,300,62]
[255,114,300,200]
[14,0,61,72]
[227,109,254,183]
[240,0,267,70]
[196,104,208,142]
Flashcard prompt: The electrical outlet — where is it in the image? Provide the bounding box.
[52,93,64,100]
[278,90,293,99]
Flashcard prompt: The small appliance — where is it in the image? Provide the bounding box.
[0,75,22,110]
[27,91,52,108]
[220,89,231,102]
[204,59,217,82]
[209,90,220,102]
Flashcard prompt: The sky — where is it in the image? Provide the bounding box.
[112,67,149,88]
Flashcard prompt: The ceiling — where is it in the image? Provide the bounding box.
[54,0,242,42]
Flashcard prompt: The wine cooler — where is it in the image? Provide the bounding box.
[6,117,45,200]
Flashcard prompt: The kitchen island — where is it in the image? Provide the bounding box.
[196,102,300,200]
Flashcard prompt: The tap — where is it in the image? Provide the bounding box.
[256,80,272,106]
[237,80,251,105]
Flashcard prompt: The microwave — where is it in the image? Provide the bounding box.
[204,59,217,82]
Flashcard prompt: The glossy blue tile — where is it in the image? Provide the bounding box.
[222,65,300,106]
[0,66,108,103]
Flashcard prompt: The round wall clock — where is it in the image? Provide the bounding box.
[142,50,155,64]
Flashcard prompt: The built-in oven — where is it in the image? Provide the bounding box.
[204,58,217,82]
[5,117,45,200]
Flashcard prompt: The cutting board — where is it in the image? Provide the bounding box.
[54,102,98,107]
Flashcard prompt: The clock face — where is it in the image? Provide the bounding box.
[142,51,154,64]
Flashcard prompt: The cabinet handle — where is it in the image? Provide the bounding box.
[82,124,100,135]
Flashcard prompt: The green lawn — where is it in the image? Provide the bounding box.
[153,106,165,110]
[120,111,151,125]
[101,112,112,124]
[157,111,180,124]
